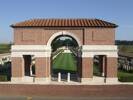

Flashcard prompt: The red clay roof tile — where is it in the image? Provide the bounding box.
[11,18,118,28]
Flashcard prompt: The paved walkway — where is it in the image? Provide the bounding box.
[0,96,133,100]
[0,84,133,97]
[1,78,133,85]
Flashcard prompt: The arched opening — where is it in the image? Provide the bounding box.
[49,32,81,82]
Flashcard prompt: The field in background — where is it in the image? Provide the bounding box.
[118,44,133,82]
[0,43,11,54]
[118,45,133,53]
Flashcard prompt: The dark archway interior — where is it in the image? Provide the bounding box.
[23,55,31,76]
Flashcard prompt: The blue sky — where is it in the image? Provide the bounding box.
[0,0,133,43]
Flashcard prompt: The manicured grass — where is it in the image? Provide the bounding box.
[52,53,77,73]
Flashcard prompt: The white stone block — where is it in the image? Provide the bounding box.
[58,72,61,82]
[67,73,70,82]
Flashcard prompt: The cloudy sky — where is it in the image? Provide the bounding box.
[0,0,133,43]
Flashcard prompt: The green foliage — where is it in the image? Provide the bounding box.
[51,37,78,52]
[115,40,133,45]
[119,76,133,82]
[0,62,11,81]
[0,75,8,81]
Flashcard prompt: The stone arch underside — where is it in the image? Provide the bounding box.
[47,31,82,47]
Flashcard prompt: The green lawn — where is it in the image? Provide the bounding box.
[52,53,77,73]
[118,70,133,82]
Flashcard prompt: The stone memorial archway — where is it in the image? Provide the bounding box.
[11,19,118,83]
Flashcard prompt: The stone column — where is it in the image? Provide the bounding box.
[106,57,118,83]
[81,57,93,83]
[102,56,106,77]
[99,55,106,77]
[99,55,103,76]
[58,72,61,82]
[35,57,51,82]
[77,57,82,80]
[67,72,70,82]
[11,57,24,82]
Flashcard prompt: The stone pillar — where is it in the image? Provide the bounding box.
[35,57,50,82]
[99,55,106,77]
[99,55,103,76]
[67,72,70,82]
[102,56,106,77]
[11,57,24,82]
[58,72,61,82]
[106,57,118,83]
[77,57,82,79]
[81,57,93,82]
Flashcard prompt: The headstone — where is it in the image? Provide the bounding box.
[58,72,61,82]
[67,72,70,82]
[102,72,105,77]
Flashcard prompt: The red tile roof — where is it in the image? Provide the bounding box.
[11,19,118,28]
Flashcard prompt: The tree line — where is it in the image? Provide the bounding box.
[51,38,78,52]
[116,40,133,45]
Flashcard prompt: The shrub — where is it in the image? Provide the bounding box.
[0,75,8,81]
[119,76,133,82]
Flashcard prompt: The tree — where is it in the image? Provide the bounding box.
[51,36,78,52]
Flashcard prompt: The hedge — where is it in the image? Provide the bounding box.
[118,76,133,82]
[0,75,8,81]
